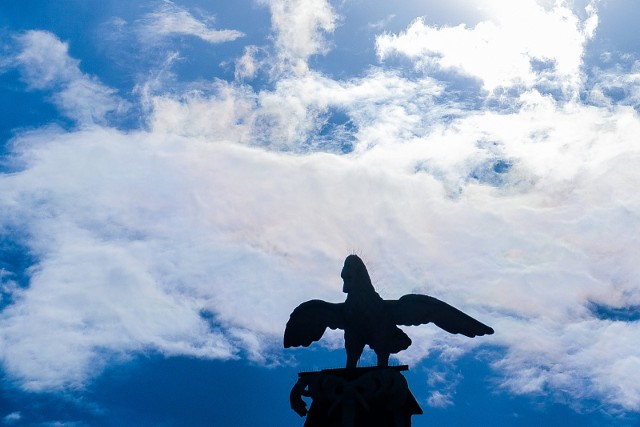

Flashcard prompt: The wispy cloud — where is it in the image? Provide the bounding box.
[367,14,396,31]
[14,31,127,126]
[587,59,640,109]
[234,45,264,81]
[424,368,461,408]
[139,1,244,44]
[258,0,337,74]
[2,412,21,425]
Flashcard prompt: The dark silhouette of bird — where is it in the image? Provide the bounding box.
[284,255,494,368]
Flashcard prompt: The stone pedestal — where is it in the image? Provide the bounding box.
[290,365,422,427]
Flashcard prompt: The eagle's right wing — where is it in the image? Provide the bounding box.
[386,294,494,338]
[284,300,346,348]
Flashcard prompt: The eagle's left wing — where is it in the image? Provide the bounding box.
[386,294,494,338]
[284,300,346,348]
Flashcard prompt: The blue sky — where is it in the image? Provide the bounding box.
[1,0,640,425]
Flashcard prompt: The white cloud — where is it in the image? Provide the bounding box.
[142,68,444,151]
[427,390,454,408]
[587,60,640,108]
[146,81,257,142]
[14,31,80,90]
[139,1,244,44]
[14,31,127,126]
[424,368,460,408]
[235,46,262,81]
[259,0,337,74]
[376,0,598,94]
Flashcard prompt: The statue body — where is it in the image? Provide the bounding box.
[284,255,493,368]
[341,257,411,367]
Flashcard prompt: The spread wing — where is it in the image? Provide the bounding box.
[386,294,494,338]
[284,300,346,348]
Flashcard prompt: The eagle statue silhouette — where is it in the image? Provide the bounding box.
[284,255,494,368]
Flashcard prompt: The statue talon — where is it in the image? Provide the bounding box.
[289,376,312,417]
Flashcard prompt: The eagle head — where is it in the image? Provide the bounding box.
[341,254,375,294]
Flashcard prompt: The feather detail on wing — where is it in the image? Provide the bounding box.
[385,294,494,338]
[284,300,346,348]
